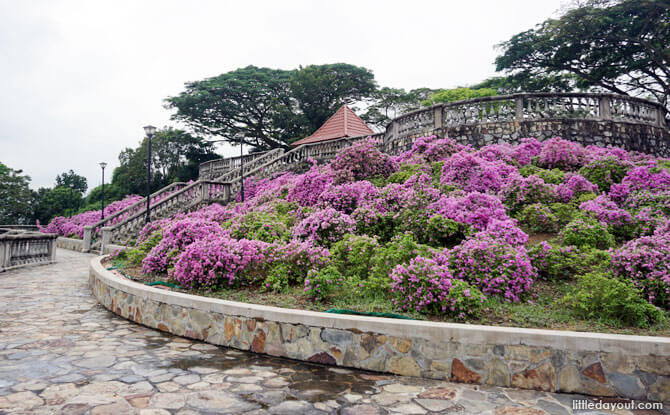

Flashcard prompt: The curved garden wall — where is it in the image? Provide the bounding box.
[89,256,670,403]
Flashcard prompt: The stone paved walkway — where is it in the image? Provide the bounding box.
[0,249,666,415]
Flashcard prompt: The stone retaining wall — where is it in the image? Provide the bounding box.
[89,256,670,403]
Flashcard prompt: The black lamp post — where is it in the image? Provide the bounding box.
[99,162,107,220]
[68,183,74,216]
[143,125,157,224]
[237,132,245,202]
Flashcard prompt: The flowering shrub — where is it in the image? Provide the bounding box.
[142,217,227,275]
[510,138,543,166]
[500,175,558,214]
[536,137,586,170]
[318,180,379,214]
[367,233,433,293]
[448,235,535,301]
[609,166,670,203]
[408,135,463,162]
[440,151,519,194]
[287,167,334,206]
[611,232,670,309]
[429,192,510,230]
[172,235,271,289]
[558,216,615,249]
[225,201,298,243]
[330,138,394,182]
[518,164,565,184]
[555,173,599,202]
[38,194,143,238]
[476,218,528,246]
[292,208,356,246]
[390,255,484,318]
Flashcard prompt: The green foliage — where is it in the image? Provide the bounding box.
[549,203,578,227]
[81,183,126,213]
[0,162,34,225]
[362,87,436,130]
[33,186,80,224]
[559,215,615,249]
[304,266,344,302]
[423,87,497,106]
[398,211,469,248]
[167,64,378,150]
[528,244,611,281]
[579,156,631,193]
[447,280,486,319]
[262,263,291,293]
[495,0,670,106]
[226,202,298,243]
[515,204,560,233]
[367,233,433,294]
[112,127,217,196]
[330,234,380,280]
[519,165,565,184]
[563,272,667,328]
[55,170,88,194]
[387,164,426,184]
[125,231,163,266]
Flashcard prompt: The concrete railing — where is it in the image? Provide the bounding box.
[383,92,669,155]
[199,151,271,180]
[82,181,190,252]
[100,180,232,251]
[0,230,57,272]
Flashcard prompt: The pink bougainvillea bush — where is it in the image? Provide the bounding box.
[112,136,669,326]
[38,194,143,238]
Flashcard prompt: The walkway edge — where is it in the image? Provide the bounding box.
[89,255,670,402]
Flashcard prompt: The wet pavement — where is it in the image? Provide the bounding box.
[0,249,666,414]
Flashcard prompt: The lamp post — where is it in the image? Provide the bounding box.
[68,183,74,216]
[236,132,245,202]
[99,162,107,220]
[143,125,157,224]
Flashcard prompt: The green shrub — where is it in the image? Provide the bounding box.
[303,266,344,302]
[528,242,611,281]
[516,204,560,233]
[559,216,615,249]
[367,233,433,294]
[446,280,487,319]
[125,230,163,266]
[579,156,631,193]
[387,164,427,184]
[571,192,597,207]
[519,165,565,184]
[262,263,291,293]
[548,203,578,227]
[330,234,380,280]
[398,210,469,248]
[226,202,297,243]
[562,272,667,328]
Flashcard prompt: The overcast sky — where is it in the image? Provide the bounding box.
[0,0,566,190]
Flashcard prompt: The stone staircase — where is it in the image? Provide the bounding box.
[83,134,382,252]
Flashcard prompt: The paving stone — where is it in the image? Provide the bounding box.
[269,400,314,414]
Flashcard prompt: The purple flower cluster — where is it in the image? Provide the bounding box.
[440,151,519,194]
[428,192,510,230]
[330,138,395,183]
[292,208,356,246]
[536,137,586,170]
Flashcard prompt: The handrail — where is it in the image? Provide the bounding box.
[214,148,285,182]
[199,151,270,180]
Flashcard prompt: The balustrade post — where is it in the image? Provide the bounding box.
[0,240,8,272]
[48,237,56,262]
[83,226,92,253]
[433,105,443,137]
[515,97,524,121]
[201,182,209,203]
[101,227,112,255]
[599,96,611,120]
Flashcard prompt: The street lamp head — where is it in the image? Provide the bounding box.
[143,125,157,137]
[234,132,245,140]
[99,162,107,169]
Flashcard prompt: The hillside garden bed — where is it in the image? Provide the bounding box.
[93,136,669,336]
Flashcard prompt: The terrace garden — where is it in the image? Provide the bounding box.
[50,137,670,335]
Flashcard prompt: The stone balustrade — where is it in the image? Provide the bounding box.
[215,148,285,184]
[383,93,669,156]
[0,230,57,272]
[100,180,231,251]
[199,151,271,180]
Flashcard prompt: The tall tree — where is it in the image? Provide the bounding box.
[166,66,300,150]
[290,63,377,134]
[166,64,379,149]
[495,0,670,107]
[55,170,88,194]
[362,87,436,130]
[0,162,34,225]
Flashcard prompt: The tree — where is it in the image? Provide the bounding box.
[55,170,88,194]
[112,127,217,196]
[0,162,34,225]
[422,87,498,106]
[290,63,377,134]
[166,64,379,150]
[32,187,75,224]
[166,66,300,150]
[362,87,436,130]
[495,0,670,107]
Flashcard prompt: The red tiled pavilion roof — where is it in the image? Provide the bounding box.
[291,105,375,146]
